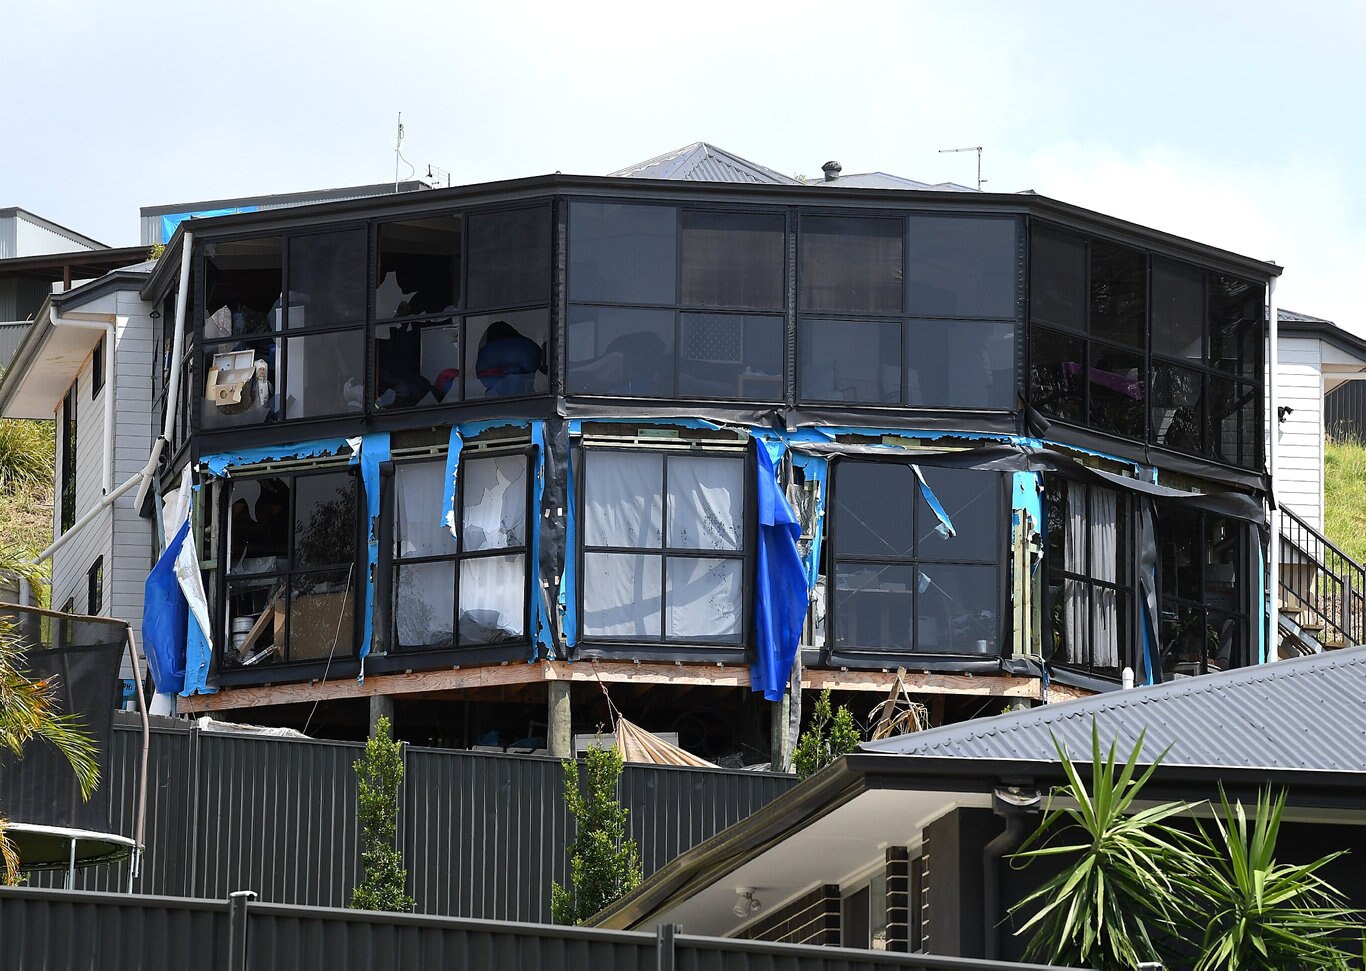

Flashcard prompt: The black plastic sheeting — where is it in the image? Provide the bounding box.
[0,607,125,832]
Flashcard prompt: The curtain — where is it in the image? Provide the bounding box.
[1090,488,1120,668]
[667,455,743,551]
[462,454,527,552]
[584,452,663,548]
[581,551,662,637]
[459,554,525,643]
[1064,482,1088,665]
[396,462,453,558]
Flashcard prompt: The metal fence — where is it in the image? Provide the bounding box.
[0,886,1079,971]
[21,714,796,922]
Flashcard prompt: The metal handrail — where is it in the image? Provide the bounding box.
[1279,505,1366,647]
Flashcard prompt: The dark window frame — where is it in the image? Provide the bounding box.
[825,458,1008,662]
[91,335,105,398]
[565,199,790,405]
[1156,504,1251,678]
[386,447,536,660]
[1042,477,1139,679]
[214,465,364,673]
[87,555,104,614]
[575,444,754,657]
[60,385,77,534]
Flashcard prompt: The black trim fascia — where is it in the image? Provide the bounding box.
[213,657,360,688]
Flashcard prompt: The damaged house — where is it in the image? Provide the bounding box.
[0,144,1279,760]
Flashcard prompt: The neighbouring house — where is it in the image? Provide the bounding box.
[592,646,1366,960]
[0,143,1278,762]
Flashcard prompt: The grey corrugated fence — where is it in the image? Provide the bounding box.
[0,886,1079,971]
[22,714,796,922]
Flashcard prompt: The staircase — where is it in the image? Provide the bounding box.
[1279,505,1366,657]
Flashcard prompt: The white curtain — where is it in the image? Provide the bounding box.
[459,554,525,643]
[584,452,663,548]
[666,557,742,640]
[395,560,454,648]
[582,551,662,637]
[461,454,527,551]
[396,461,454,558]
[667,455,743,551]
[1063,482,1120,669]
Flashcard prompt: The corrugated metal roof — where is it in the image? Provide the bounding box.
[815,172,978,192]
[860,648,1366,772]
[610,142,802,185]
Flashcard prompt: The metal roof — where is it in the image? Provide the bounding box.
[610,141,802,185]
[861,647,1366,773]
[813,171,977,192]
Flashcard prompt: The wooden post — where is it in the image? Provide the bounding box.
[368,694,394,736]
[769,692,791,772]
[547,680,572,758]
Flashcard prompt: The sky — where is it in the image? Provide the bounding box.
[6,1,1365,332]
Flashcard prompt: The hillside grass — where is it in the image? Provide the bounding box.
[1323,435,1366,565]
[0,418,55,600]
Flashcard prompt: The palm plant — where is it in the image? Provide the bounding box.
[1186,788,1358,970]
[1009,724,1197,968]
[0,615,100,884]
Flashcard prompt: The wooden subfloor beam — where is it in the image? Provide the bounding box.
[178,660,1085,714]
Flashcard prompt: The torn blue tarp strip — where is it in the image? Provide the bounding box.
[790,451,828,591]
[1011,471,1043,521]
[440,427,465,537]
[751,439,810,703]
[202,439,353,477]
[530,421,554,659]
[911,464,956,538]
[572,416,723,431]
[356,432,390,666]
[559,437,579,652]
[143,519,189,694]
[160,206,257,244]
[181,620,214,696]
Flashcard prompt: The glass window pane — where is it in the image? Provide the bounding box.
[582,551,662,637]
[395,462,456,558]
[906,319,1014,409]
[1028,327,1084,423]
[667,455,743,551]
[915,467,999,562]
[203,237,282,339]
[460,553,525,644]
[666,557,742,641]
[569,202,677,305]
[832,563,915,651]
[224,576,287,667]
[1089,239,1145,347]
[915,564,998,654]
[287,230,367,329]
[374,317,461,409]
[799,318,901,403]
[1088,345,1145,440]
[907,215,1016,317]
[1029,227,1085,332]
[395,561,455,651]
[284,331,366,419]
[1159,506,1203,601]
[465,309,548,399]
[1210,276,1264,380]
[227,477,290,574]
[1150,362,1204,453]
[834,462,916,557]
[376,215,462,319]
[288,570,356,661]
[566,306,675,396]
[1151,259,1204,360]
[799,215,903,315]
[678,314,783,401]
[294,472,356,569]
[462,454,528,552]
[680,209,784,309]
[584,451,663,548]
[202,339,279,427]
[467,206,550,309]
[1209,377,1259,467]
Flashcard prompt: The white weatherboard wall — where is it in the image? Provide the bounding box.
[1276,334,1325,530]
[50,291,158,679]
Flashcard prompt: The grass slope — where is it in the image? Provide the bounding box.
[0,418,55,600]
[1323,436,1366,566]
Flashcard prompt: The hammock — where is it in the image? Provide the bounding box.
[614,717,716,768]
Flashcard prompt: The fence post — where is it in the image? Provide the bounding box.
[1342,573,1354,646]
[228,890,257,971]
[656,922,679,971]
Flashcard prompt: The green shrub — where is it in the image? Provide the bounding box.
[551,741,641,925]
[349,716,415,912]
[792,689,860,781]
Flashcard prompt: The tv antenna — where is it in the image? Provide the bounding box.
[393,112,414,191]
[938,145,986,190]
[424,164,452,189]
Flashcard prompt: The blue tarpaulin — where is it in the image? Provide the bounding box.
[202,439,352,477]
[357,432,390,665]
[160,206,258,244]
[440,426,465,536]
[750,439,810,702]
[143,519,190,694]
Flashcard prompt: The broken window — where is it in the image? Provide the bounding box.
[221,469,359,669]
[465,309,549,399]
[579,449,745,646]
[1157,506,1249,676]
[391,453,530,652]
[375,214,462,319]
[829,462,1001,658]
[1044,480,1134,677]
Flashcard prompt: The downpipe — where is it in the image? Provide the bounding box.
[983,785,1041,961]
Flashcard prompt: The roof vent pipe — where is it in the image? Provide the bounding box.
[1122,666,1135,690]
[821,161,842,181]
